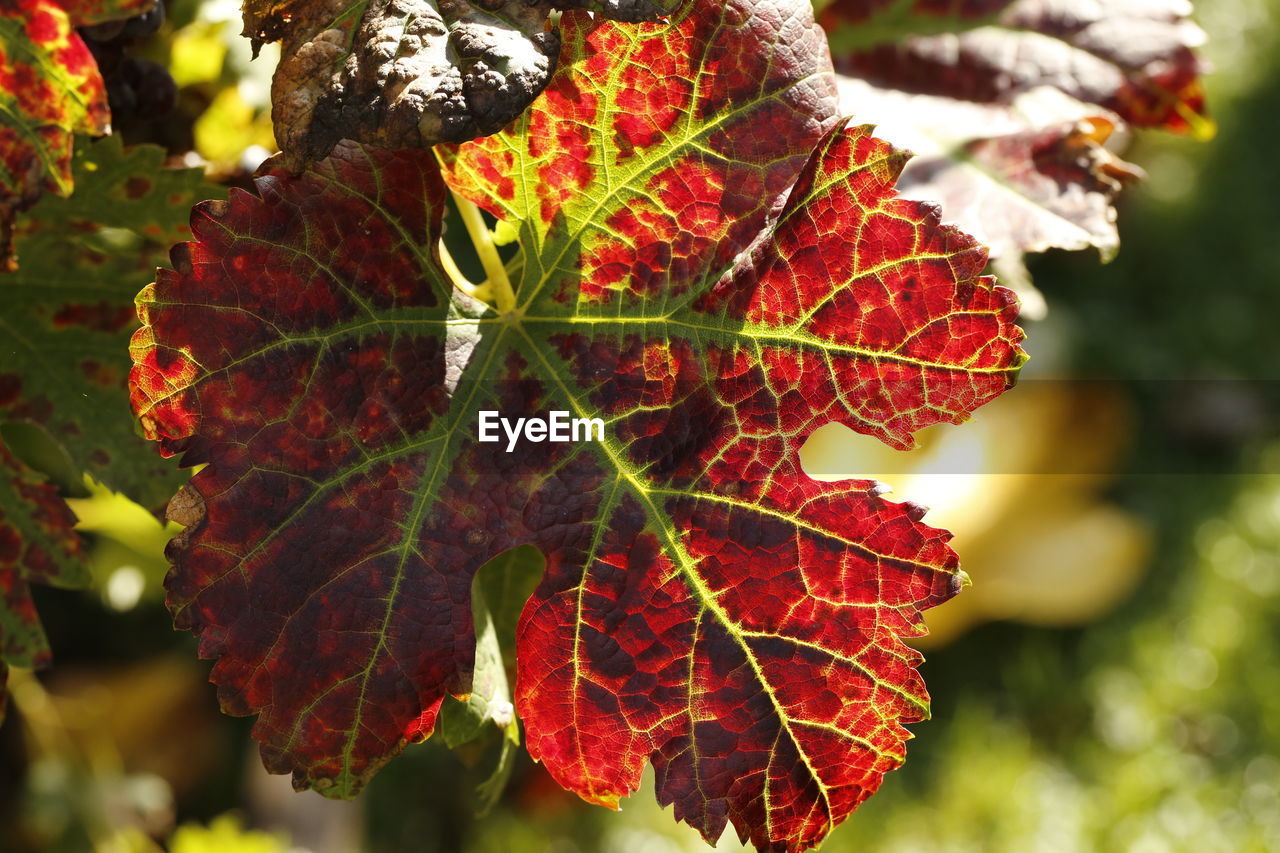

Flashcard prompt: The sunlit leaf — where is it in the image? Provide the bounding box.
[131,1,1024,849]
[2,137,213,507]
[821,0,1207,303]
[245,0,683,165]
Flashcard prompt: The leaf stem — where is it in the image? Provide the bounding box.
[438,241,492,303]
[451,189,517,314]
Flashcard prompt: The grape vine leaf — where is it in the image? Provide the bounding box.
[437,572,517,751]
[0,136,215,710]
[0,437,85,716]
[819,0,1206,309]
[836,78,1144,266]
[132,1,1025,850]
[2,136,214,509]
[246,0,682,166]
[819,0,1211,136]
[0,0,158,270]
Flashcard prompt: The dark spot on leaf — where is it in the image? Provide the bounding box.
[123,176,152,199]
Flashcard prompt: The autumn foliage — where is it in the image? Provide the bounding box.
[0,0,1206,850]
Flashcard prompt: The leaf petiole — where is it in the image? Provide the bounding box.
[438,240,493,303]
[450,189,518,315]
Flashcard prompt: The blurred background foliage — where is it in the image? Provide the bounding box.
[2,0,1279,850]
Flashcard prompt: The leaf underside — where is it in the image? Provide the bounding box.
[820,0,1209,134]
[837,78,1143,263]
[132,1,1024,850]
[818,0,1206,267]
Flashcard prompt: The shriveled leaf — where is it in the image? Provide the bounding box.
[132,1,1024,850]
[838,79,1144,264]
[0,0,157,269]
[248,0,682,166]
[820,0,1211,136]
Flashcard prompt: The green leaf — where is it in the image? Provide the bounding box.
[1,136,217,510]
[0,438,85,670]
[438,546,541,747]
[170,814,288,853]
[0,136,217,706]
[438,547,534,813]
[438,570,518,750]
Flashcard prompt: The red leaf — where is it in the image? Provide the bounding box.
[131,1,1025,849]
[515,125,1022,850]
